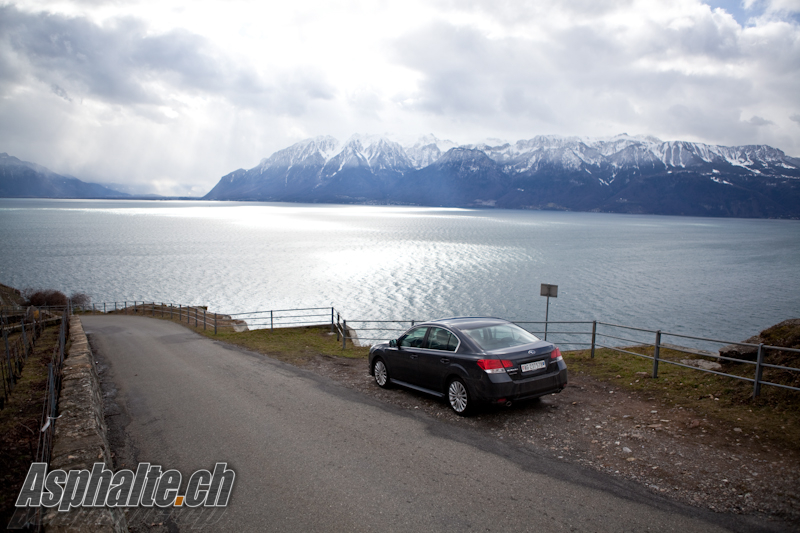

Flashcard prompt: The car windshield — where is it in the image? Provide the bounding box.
[460,323,541,352]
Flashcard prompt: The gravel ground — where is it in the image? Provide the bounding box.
[306,353,800,531]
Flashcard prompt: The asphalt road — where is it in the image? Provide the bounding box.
[81,315,769,532]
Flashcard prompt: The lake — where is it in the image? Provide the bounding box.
[1,199,798,348]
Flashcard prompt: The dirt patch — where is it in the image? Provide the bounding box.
[304,354,800,530]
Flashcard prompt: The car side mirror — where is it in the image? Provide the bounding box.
[389,339,397,348]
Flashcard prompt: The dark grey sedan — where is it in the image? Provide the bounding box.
[368,317,568,415]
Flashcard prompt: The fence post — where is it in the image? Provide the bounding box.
[591,321,597,359]
[342,319,347,350]
[753,344,765,397]
[652,330,661,379]
[4,328,14,387]
[1,333,8,398]
[331,307,334,333]
[411,320,415,327]
[59,312,66,364]
[179,304,182,322]
[21,319,28,360]
[124,301,127,315]
[214,313,217,335]
[203,310,206,331]
[270,310,274,332]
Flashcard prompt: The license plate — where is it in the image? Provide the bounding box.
[521,360,546,373]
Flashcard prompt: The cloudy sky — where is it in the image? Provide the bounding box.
[1,0,799,196]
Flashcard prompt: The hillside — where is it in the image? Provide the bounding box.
[0,153,127,199]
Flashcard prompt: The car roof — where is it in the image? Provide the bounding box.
[424,317,510,330]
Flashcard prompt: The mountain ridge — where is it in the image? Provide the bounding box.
[0,153,128,199]
[204,134,800,218]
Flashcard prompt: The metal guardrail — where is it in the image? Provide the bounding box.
[589,321,800,398]
[228,307,336,331]
[73,302,340,335]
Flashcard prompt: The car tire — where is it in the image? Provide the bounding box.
[372,358,391,389]
[447,377,472,416]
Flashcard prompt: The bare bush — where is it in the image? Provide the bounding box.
[69,292,91,307]
[23,288,68,307]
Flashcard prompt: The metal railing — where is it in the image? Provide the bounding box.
[36,310,68,465]
[512,320,595,349]
[227,307,336,331]
[338,319,594,350]
[74,302,340,336]
[590,321,800,397]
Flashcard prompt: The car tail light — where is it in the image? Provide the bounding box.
[550,347,563,361]
[477,359,514,374]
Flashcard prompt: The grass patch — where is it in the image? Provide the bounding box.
[196,325,370,365]
[566,346,800,451]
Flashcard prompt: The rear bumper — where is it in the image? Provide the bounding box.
[472,366,568,403]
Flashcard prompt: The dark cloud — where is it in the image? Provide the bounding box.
[749,115,773,125]
[0,10,154,103]
[0,5,334,114]
[50,83,72,101]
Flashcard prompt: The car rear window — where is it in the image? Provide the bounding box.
[461,324,540,352]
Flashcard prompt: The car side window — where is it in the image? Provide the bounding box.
[399,327,428,348]
[427,327,458,352]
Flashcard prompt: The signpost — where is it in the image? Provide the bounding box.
[540,284,558,340]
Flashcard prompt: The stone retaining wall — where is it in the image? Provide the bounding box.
[43,316,127,533]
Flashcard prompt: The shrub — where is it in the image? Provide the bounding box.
[69,292,91,307]
[23,288,68,307]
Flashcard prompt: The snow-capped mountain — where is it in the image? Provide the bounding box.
[320,135,415,179]
[403,134,459,169]
[203,134,800,218]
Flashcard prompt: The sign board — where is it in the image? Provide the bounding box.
[540,284,558,298]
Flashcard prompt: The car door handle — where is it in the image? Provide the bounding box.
[440,358,450,364]
[410,354,418,359]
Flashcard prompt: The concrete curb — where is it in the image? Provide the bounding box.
[43,316,127,533]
